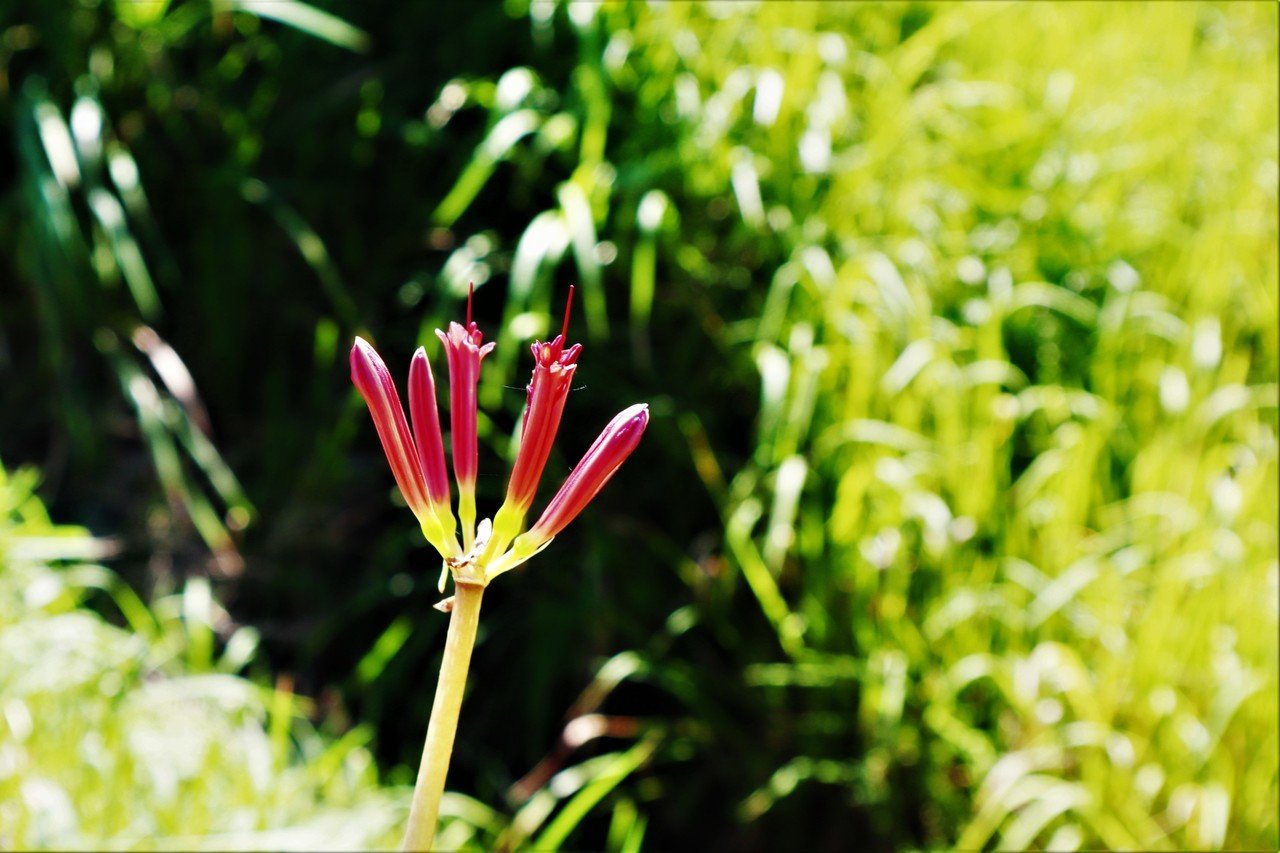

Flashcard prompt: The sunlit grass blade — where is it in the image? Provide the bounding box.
[557,177,608,340]
[629,190,669,366]
[532,737,660,851]
[432,110,542,228]
[225,0,370,52]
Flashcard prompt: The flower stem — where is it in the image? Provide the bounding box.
[402,581,484,851]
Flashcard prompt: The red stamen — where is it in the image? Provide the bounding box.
[467,281,474,327]
[560,285,575,342]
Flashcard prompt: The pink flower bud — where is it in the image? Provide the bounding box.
[408,346,451,508]
[505,335,581,511]
[434,320,495,490]
[526,403,649,543]
[504,287,582,514]
[434,286,495,549]
[350,336,431,520]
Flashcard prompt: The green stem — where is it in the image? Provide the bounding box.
[402,581,484,851]
[458,490,477,552]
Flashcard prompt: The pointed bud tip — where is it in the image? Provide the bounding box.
[605,403,650,450]
[624,402,650,422]
[350,337,383,385]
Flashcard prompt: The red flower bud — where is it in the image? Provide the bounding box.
[504,287,582,514]
[408,346,451,509]
[351,337,460,556]
[350,338,429,515]
[434,320,495,491]
[527,403,649,543]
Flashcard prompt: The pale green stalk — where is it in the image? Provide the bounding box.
[402,581,484,851]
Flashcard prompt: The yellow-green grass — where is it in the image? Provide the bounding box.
[604,2,1277,848]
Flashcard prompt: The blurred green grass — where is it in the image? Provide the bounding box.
[0,463,406,849]
[1,0,1276,850]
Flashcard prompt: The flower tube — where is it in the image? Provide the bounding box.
[487,288,581,557]
[488,403,648,579]
[350,337,458,556]
[435,290,495,549]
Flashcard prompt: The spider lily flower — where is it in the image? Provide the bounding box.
[360,288,647,853]
[435,292,495,550]
[487,403,648,579]
[353,285,646,585]
[350,337,460,557]
[487,288,581,557]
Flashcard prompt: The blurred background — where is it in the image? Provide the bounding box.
[1,1,1276,850]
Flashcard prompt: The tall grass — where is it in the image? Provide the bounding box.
[454,2,1278,847]
[1,1,1276,850]
[0,460,419,849]
[718,4,1280,845]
